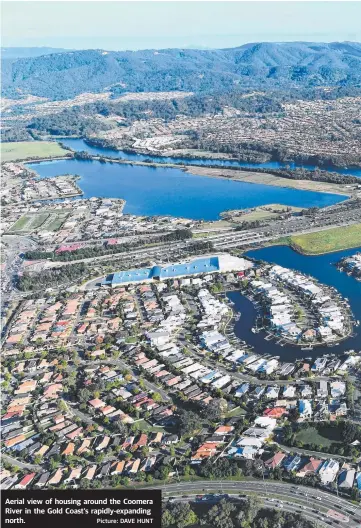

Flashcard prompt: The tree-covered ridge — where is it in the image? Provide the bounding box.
[2,42,361,100]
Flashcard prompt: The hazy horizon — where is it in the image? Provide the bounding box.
[2,1,361,51]
[2,39,361,54]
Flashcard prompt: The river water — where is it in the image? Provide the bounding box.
[27,140,360,359]
[228,246,361,361]
[28,140,347,221]
[60,138,361,177]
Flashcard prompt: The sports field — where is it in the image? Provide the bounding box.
[290,224,361,255]
[1,141,68,162]
[9,211,69,234]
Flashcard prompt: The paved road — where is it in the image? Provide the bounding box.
[79,358,171,402]
[156,480,361,527]
[179,338,337,386]
[276,442,354,461]
[2,453,41,471]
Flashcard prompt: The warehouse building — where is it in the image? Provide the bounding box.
[102,254,252,287]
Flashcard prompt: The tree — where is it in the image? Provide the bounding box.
[114,420,127,436]
[204,499,236,528]
[152,392,162,403]
[57,399,68,413]
[79,388,91,403]
[204,398,228,423]
[342,421,360,443]
[162,503,198,528]
[178,409,199,435]
[244,495,261,525]
[34,455,43,465]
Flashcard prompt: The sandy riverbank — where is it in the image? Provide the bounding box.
[24,152,353,198]
[185,165,352,196]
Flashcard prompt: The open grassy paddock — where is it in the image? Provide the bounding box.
[295,425,342,447]
[232,204,304,223]
[290,223,361,255]
[1,141,68,162]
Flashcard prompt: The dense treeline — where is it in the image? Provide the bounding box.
[16,263,87,291]
[162,497,316,528]
[266,166,360,184]
[1,127,33,142]
[28,108,114,137]
[283,420,361,457]
[192,134,361,169]
[23,229,193,262]
[26,92,285,137]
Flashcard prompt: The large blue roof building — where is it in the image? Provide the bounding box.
[101,254,252,287]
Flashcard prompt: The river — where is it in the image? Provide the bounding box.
[28,141,346,221]
[227,246,361,361]
[60,138,361,177]
[27,140,360,359]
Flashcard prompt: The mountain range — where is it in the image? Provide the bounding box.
[2,41,361,100]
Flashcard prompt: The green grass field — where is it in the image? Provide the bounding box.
[29,213,51,230]
[10,216,30,231]
[43,212,69,231]
[290,224,361,255]
[9,211,69,234]
[295,425,342,447]
[225,204,304,224]
[1,141,68,162]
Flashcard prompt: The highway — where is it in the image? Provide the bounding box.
[156,480,361,527]
[169,493,330,527]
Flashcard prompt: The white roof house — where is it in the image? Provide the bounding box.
[283,385,296,398]
[265,386,280,399]
[330,381,346,398]
[254,416,277,430]
[237,437,264,449]
[319,459,340,484]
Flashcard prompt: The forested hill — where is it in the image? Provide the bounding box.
[2,41,361,100]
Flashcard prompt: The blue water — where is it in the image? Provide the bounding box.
[27,158,345,221]
[228,246,361,361]
[60,138,361,177]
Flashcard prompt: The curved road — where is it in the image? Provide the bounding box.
[2,453,41,471]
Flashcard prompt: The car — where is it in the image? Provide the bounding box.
[316,497,322,501]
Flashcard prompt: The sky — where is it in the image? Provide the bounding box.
[2,1,361,51]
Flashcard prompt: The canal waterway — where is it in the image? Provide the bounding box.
[228,246,361,361]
